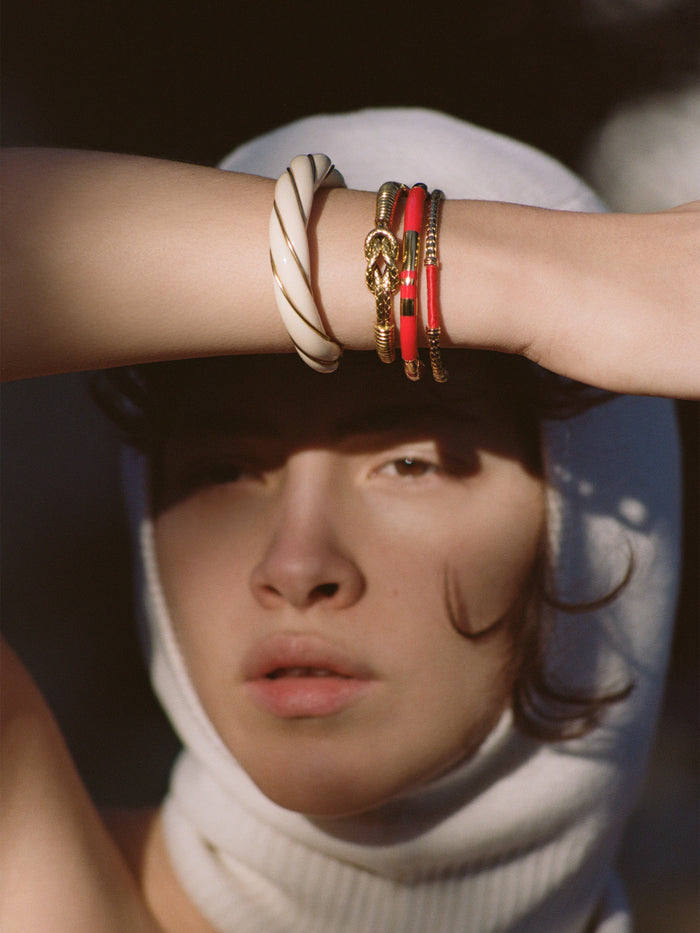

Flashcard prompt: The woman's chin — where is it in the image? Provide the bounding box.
[248,762,403,819]
[258,778,385,819]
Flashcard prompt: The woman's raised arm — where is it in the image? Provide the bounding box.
[0,639,162,932]
[1,148,299,378]
[2,148,698,396]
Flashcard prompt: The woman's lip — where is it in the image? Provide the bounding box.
[242,632,377,718]
[242,632,375,682]
[245,676,375,718]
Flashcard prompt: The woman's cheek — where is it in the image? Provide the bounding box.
[419,473,543,631]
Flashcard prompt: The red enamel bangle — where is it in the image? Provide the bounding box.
[400,184,427,381]
[425,189,448,382]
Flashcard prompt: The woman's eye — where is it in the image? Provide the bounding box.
[381,456,437,479]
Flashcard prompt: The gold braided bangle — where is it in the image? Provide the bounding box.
[364,182,407,363]
[425,189,448,383]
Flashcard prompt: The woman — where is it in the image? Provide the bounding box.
[0,109,691,930]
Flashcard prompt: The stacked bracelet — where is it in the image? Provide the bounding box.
[364,182,407,364]
[269,154,345,373]
[425,189,448,382]
[400,184,427,381]
[272,167,446,381]
[364,180,448,382]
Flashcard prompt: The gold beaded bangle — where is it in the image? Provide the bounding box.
[425,189,448,383]
[364,181,407,363]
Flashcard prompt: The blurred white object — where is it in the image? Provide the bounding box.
[581,81,700,211]
[577,0,691,26]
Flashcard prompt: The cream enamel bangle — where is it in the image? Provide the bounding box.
[269,154,345,372]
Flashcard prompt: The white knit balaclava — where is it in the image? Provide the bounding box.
[126,109,681,933]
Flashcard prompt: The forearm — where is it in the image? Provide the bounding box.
[1,148,298,378]
[2,148,698,396]
[443,199,699,398]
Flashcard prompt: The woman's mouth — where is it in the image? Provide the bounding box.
[266,667,348,678]
[243,634,376,718]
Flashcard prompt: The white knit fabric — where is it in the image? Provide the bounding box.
[126,109,681,932]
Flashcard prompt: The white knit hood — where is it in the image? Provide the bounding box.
[125,109,681,933]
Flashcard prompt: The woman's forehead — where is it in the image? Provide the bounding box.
[156,352,528,437]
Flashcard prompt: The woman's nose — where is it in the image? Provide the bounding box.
[249,465,365,611]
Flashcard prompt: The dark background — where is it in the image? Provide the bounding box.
[2,2,698,929]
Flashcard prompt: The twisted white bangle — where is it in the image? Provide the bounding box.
[269,154,345,372]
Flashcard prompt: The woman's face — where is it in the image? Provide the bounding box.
[152,354,544,817]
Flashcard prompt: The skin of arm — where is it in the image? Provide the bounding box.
[1,148,698,390]
[0,640,162,932]
[2,150,700,397]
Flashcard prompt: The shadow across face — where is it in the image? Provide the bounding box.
[141,350,544,514]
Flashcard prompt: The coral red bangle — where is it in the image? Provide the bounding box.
[425,189,448,382]
[400,184,427,380]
